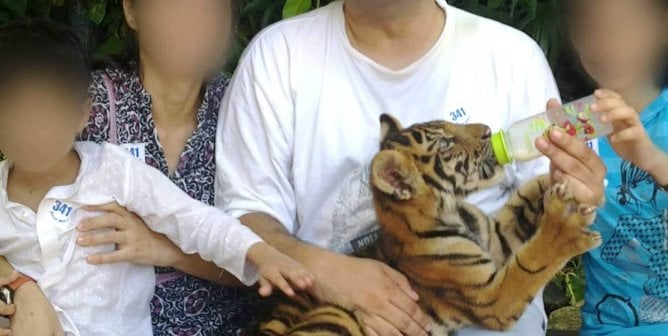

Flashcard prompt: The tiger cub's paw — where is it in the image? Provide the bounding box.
[540,181,602,256]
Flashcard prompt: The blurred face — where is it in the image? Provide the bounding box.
[124,0,234,78]
[0,76,89,173]
[569,0,668,91]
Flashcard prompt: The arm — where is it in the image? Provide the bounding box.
[93,145,312,295]
[78,203,243,286]
[647,153,668,186]
[113,149,263,285]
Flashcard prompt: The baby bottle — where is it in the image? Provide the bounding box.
[491,95,612,164]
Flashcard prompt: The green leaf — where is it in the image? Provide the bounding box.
[95,34,126,57]
[282,0,311,19]
[487,0,505,10]
[87,0,107,25]
[1,0,27,17]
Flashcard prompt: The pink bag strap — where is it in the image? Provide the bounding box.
[102,73,118,145]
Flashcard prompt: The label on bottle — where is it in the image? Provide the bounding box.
[550,95,613,142]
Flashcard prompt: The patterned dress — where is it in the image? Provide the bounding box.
[81,67,259,336]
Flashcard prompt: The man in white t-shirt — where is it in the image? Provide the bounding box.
[217,1,606,335]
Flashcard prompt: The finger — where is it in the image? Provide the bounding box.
[286,269,315,290]
[591,97,626,113]
[382,265,419,301]
[0,303,15,316]
[367,295,428,336]
[552,172,598,205]
[270,273,295,297]
[601,107,641,125]
[594,89,622,99]
[388,291,431,332]
[257,277,273,297]
[77,230,126,247]
[86,250,131,265]
[357,312,403,336]
[362,325,380,336]
[82,202,126,215]
[0,328,10,336]
[77,213,125,232]
[610,127,644,143]
[546,98,561,110]
[537,129,601,176]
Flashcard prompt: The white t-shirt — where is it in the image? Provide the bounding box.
[217,1,557,334]
[217,0,556,246]
[0,142,262,336]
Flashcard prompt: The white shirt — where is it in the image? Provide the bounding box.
[0,142,262,336]
[217,0,557,248]
[217,1,557,334]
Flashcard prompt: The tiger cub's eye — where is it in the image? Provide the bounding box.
[439,138,454,152]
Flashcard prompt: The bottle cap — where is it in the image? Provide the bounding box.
[491,131,511,165]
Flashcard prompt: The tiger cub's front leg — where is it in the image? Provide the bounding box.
[406,181,601,333]
[472,180,601,330]
[492,175,551,257]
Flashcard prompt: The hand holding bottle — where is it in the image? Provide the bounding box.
[536,99,607,206]
[595,89,668,185]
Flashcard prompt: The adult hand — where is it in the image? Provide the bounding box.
[307,252,431,336]
[10,277,64,336]
[536,99,607,205]
[76,202,182,267]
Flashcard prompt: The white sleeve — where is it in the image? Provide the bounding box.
[110,146,263,285]
[508,41,560,187]
[215,31,298,233]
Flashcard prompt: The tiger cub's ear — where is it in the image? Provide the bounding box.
[371,150,421,201]
[380,114,403,141]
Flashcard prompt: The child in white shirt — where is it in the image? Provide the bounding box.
[0,18,313,336]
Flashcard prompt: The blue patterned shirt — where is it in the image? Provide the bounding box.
[581,89,668,335]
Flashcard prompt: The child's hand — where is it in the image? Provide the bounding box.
[246,243,316,297]
[593,89,663,172]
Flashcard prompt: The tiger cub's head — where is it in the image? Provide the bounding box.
[371,114,505,201]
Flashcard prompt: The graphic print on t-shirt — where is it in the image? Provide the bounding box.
[597,160,668,325]
[327,164,380,255]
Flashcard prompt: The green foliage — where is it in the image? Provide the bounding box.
[552,257,587,307]
[0,0,563,68]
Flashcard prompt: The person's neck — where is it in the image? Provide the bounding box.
[139,57,203,127]
[617,82,662,113]
[9,149,81,196]
[343,0,445,70]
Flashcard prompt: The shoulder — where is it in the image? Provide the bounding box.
[80,142,142,171]
[206,72,230,99]
[238,2,340,67]
[447,5,546,63]
[90,67,135,93]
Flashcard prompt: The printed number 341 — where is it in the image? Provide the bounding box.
[52,200,73,217]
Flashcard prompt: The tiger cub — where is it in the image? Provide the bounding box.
[255,114,602,336]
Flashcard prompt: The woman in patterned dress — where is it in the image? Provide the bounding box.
[73,1,259,335]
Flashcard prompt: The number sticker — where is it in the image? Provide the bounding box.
[448,108,469,123]
[120,143,146,162]
[50,200,74,223]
